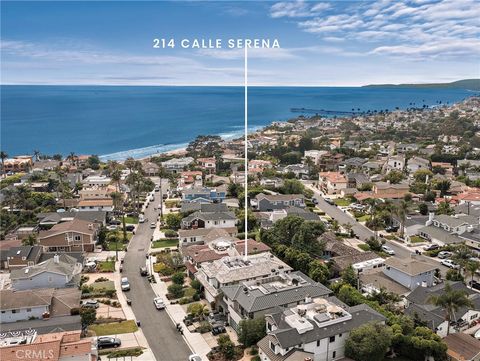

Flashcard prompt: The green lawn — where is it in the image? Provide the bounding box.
[334,198,352,206]
[152,239,179,248]
[357,215,371,222]
[358,244,371,251]
[89,320,138,336]
[106,241,126,251]
[410,236,424,243]
[98,261,115,272]
[90,281,115,291]
[124,216,138,224]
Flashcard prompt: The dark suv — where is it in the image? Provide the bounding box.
[97,337,121,349]
[140,266,148,276]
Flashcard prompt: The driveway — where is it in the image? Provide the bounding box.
[124,179,191,361]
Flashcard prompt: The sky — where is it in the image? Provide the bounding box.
[1,0,479,86]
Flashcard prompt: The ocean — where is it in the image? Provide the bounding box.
[1,85,474,160]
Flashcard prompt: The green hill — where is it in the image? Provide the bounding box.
[363,79,480,91]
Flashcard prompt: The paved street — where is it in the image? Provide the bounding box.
[123,179,191,361]
[308,185,449,276]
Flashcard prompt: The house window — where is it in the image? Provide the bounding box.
[317,340,320,347]
[339,333,342,337]
[74,235,81,241]
[471,314,478,320]
[269,341,276,352]
[333,351,336,358]
[48,276,53,282]
[329,336,335,343]
[26,308,31,312]
[12,309,18,314]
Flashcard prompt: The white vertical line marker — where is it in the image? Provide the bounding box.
[244,45,248,260]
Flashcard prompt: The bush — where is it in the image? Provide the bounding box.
[95,277,110,283]
[239,318,266,347]
[218,334,236,360]
[178,297,193,304]
[196,321,212,334]
[167,284,184,299]
[164,229,178,238]
[171,272,185,285]
[251,356,260,361]
[192,293,200,301]
[154,263,175,276]
[250,347,258,355]
[191,279,202,291]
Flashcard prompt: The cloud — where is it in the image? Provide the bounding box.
[280,0,480,59]
[270,0,330,18]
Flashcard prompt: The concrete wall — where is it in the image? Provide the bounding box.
[0,305,48,323]
[12,271,69,290]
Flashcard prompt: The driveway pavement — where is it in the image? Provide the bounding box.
[123,179,192,361]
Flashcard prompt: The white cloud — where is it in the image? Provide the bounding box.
[270,0,330,18]
[291,0,480,59]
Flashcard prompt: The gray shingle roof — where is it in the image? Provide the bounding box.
[10,254,79,280]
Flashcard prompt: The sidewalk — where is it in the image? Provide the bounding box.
[147,244,211,361]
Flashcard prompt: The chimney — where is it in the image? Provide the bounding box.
[53,254,60,264]
[305,294,312,304]
[426,212,434,226]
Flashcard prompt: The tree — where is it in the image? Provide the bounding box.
[167,283,184,298]
[436,201,454,215]
[165,213,182,230]
[418,203,428,215]
[187,303,208,318]
[345,322,392,361]
[396,200,410,238]
[341,265,358,288]
[446,269,464,282]
[434,179,451,197]
[80,307,96,329]
[238,318,266,347]
[452,245,473,276]
[97,226,108,250]
[22,234,37,246]
[427,282,473,335]
[171,272,185,285]
[383,170,404,184]
[0,151,8,176]
[466,261,480,285]
[217,334,236,360]
[86,155,101,170]
[281,179,305,194]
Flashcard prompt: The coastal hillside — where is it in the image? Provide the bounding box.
[363,79,480,91]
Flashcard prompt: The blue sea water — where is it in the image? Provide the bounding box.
[0,85,474,160]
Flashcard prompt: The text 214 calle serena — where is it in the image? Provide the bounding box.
[153,38,280,49]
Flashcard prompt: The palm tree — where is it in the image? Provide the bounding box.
[396,200,409,239]
[33,150,41,162]
[435,179,451,197]
[67,152,77,166]
[365,198,380,240]
[0,151,8,176]
[466,261,480,287]
[428,282,473,335]
[452,245,473,276]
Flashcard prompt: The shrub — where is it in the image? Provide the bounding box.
[164,230,178,238]
[191,279,202,291]
[179,297,193,304]
[167,284,184,299]
[171,272,185,285]
[95,277,110,283]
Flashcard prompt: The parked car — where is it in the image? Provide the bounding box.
[188,355,202,361]
[324,197,334,205]
[97,337,121,349]
[441,259,459,269]
[385,225,399,233]
[121,277,130,291]
[153,297,165,310]
[155,186,160,192]
[311,197,318,205]
[139,214,145,223]
[140,266,148,276]
[124,225,135,232]
[82,300,99,309]
[381,245,395,255]
[423,244,439,251]
[438,251,453,259]
[106,225,118,231]
[109,219,121,226]
[150,222,156,229]
[469,280,480,291]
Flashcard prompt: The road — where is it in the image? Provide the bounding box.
[308,185,449,276]
[123,179,191,361]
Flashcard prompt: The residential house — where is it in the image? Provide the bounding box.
[161,157,194,174]
[405,282,480,337]
[346,173,370,189]
[256,207,319,229]
[330,252,383,276]
[257,296,385,361]
[38,219,99,252]
[142,161,160,176]
[251,193,305,211]
[418,213,478,247]
[249,159,273,174]
[431,162,454,177]
[77,199,114,212]
[181,207,237,230]
[443,333,480,361]
[260,177,284,189]
[0,288,81,323]
[182,186,226,203]
[383,257,436,290]
[0,330,97,361]
[304,150,328,165]
[386,155,405,172]
[178,171,203,190]
[197,157,216,173]
[222,272,331,331]
[318,172,348,195]
[397,143,419,153]
[318,152,344,172]
[407,156,430,174]
[178,227,238,246]
[37,211,107,228]
[81,175,111,188]
[10,254,82,290]
[339,157,367,172]
[195,253,292,305]
[3,157,33,173]
[6,246,42,270]
[282,164,310,179]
